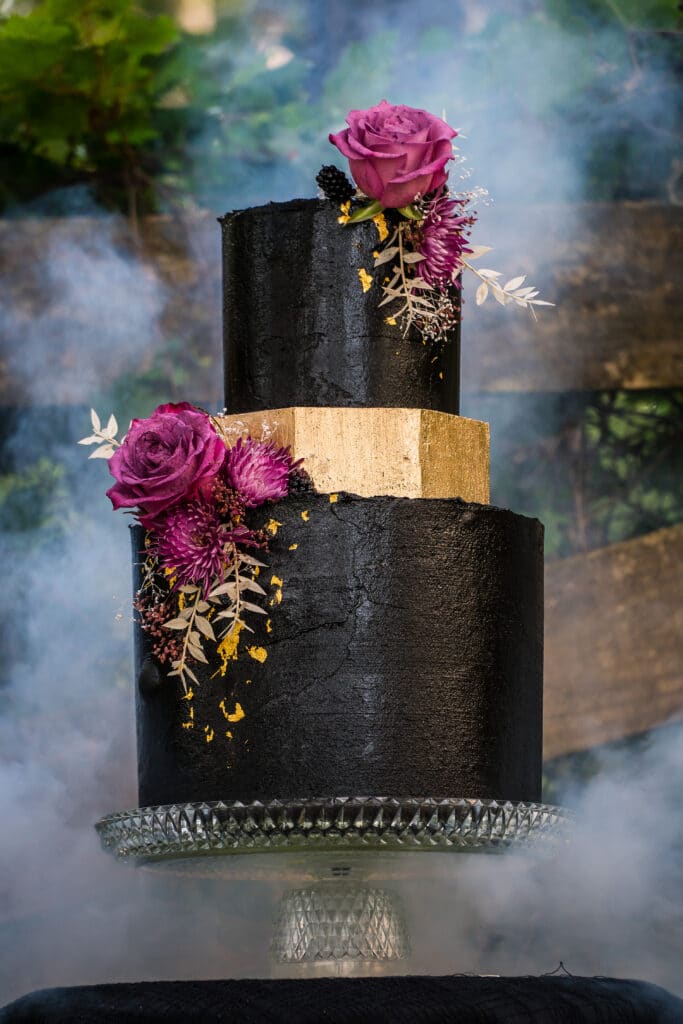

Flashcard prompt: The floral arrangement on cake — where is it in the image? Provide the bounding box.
[317,100,551,344]
[79,403,310,692]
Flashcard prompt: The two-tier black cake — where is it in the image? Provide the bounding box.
[133,195,544,811]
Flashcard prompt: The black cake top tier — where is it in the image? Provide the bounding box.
[220,199,461,415]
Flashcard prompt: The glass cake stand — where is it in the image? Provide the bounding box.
[96,796,570,974]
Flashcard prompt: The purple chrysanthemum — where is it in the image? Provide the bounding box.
[416,194,473,289]
[151,500,228,594]
[224,438,293,508]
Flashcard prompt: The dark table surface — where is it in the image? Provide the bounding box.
[2,975,683,1023]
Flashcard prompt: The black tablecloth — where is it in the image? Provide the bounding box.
[2,975,682,1023]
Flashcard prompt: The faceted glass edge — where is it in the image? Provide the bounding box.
[95,796,571,861]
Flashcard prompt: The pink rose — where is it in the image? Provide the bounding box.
[329,100,457,209]
[106,402,226,527]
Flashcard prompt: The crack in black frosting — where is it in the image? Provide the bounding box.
[134,495,543,806]
[220,199,461,415]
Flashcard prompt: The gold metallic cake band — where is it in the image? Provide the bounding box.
[214,407,490,502]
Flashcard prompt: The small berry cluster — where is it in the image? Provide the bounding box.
[288,466,316,495]
[316,165,355,203]
[134,592,182,665]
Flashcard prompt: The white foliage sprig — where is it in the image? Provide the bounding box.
[78,408,122,459]
[374,222,442,338]
[463,247,553,320]
[163,545,268,693]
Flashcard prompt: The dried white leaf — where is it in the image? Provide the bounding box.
[402,251,426,264]
[238,578,267,596]
[478,269,502,280]
[78,435,100,445]
[195,616,216,640]
[467,245,492,260]
[105,413,118,438]
[240,600,268,615]
[504,275,526,291]
[238,554,267,569]
[179,585,199,594]
[475,282,489,305]
[163,618,190,630]
[90,408,101,432]
[493,287,507,306]
[513,287,537,298]
[188,644,208,664]
[209,582,237,598]
[88,446,114,459]
[373,246,399,267]
[529,299,555,306]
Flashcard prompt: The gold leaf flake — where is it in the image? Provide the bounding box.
[182,688,194,701]
[227,702,245,723]
[337,200,351,225]
[372,212,389,242]
[329,493,338,503]
[181,721,194,730]
[247,645,267,663]
[384,316,397,326]
[204,726,214,743]
[215,620,245,676]
[266,619,273,634]
[271,575,283,588]
[288,543,298,551]
[358,268,373,292]
[301,510,310,522]
[265,518,282,536]
[226,730,233,739]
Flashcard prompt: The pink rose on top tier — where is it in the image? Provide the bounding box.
[106,402,226,527]
[329,100,457,209]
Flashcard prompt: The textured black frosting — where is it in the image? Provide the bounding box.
[134,494,543,806]
[220,199,461,415]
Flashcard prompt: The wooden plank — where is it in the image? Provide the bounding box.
[544,523,683,759]
[462,203,683,393]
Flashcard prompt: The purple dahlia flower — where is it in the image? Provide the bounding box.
[151,500,228,594]
[224,438,293,508]
[416,194,472,289]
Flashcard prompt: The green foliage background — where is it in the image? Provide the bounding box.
[0,0,680,214]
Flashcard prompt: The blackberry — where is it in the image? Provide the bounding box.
[288,467,316,495]
[316,165,355,203]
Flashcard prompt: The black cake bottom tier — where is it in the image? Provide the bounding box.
[133,495,543,807]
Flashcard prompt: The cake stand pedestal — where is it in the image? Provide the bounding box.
[96,796,570,975]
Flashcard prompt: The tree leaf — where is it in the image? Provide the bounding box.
[346,200,384,224]
[163,618,190,630]
[90,409,101,432]
[89,446,114,459]
[475,282,488,305]
[402,251,426,264]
